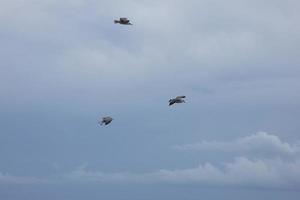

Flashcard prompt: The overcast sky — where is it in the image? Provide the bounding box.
[1,0,300,199]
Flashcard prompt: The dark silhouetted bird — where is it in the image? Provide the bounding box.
[169,96,186,106]
[99,116,113,126]
[114,18,132,25]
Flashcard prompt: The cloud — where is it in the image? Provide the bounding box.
[1,132,300,190]
[155,157,300,189]
[1,0,300,108]
[0,172,47,184]
[61,133,300,189]
[2,156,300,189]
[173,132,300,157]
[64,157,300,189]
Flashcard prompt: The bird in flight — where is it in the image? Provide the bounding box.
[114,18,133,25]
[169,96,186,106]
[99,116,113,126]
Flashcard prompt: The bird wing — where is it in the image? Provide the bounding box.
[120,18,129,22]
[176,95,186,99]
[169,99,176,105]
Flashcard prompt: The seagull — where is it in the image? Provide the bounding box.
[114,18,132,25]
[169,96,186,106]
[99,116,113,126]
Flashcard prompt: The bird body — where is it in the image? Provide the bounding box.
[114,18,132,25]
[99,116,113,126]
[169,96,186,106]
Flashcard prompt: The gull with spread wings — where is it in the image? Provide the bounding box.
[169,96,186,106]
[114,18,133,25]
[99,116,113,126]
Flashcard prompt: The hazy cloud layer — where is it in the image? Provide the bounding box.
[63,157,300,189]
[0,172,46,184]
[1,133,299,189]
[1,0,300,106]
[173,132,300,157]
[1,157,299,189]
[60,133,300,189]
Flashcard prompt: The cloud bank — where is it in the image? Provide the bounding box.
[61,133,300,189]
[173,132,300,157]
[0,133,299,190]
[64,157,300,189]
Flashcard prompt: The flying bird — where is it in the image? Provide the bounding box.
[169,96,186,106]
[99,116,113,126]
[114,18,132,25]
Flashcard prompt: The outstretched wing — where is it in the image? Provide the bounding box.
[120,18,129,23]
[176,95,186,99]
[105,120,112,125]
[169,99,176,106]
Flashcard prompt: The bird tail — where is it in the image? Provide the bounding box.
[114,20,119,24]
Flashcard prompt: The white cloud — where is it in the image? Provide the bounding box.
[173,132,300,157]
[1,157,300,189]
[61,133,300,189]
[64,157,300,189]
[1,132,299,190]
[155,157,300,188]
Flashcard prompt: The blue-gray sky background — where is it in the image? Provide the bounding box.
[0,0,300,199]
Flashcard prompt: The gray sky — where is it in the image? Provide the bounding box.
[1,0,300,199]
